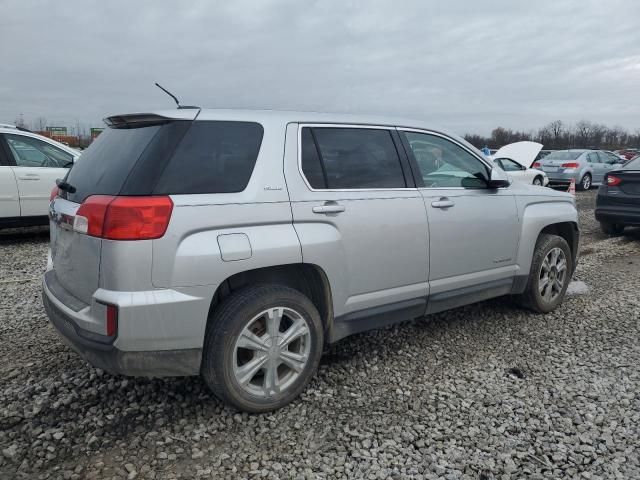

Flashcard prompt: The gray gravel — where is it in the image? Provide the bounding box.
[1,190,639,479]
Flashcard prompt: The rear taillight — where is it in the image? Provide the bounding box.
[106,304,118,337]
[50,185,59,202]
[532,162,541,168]
[561,162,580,168]
[74,195,173,240]
[606,175,622,186]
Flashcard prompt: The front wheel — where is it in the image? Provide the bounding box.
[532,176,544,186]
[577,173,591,191]
[201,285,324,412]
[516,234,573,313]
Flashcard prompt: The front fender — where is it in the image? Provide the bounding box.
[515,200,579,275]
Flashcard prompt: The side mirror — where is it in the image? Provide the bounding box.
[487,167,511,188]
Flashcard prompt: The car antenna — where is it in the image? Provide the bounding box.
[154,82,199,110]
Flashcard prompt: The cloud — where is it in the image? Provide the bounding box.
[1,0,639,135]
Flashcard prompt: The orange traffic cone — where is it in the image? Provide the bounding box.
[568,178,576,195]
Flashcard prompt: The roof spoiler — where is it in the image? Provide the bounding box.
[103,113,174,129]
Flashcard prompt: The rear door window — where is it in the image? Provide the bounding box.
[587,152,600,163]
[301,127,406,189]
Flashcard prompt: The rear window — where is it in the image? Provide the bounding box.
[544,151,583,160]
[63,120,263,202]
[623,157,640,169]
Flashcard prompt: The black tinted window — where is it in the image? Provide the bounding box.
[154,121,263,194]
[310,128,405,189]
[64,124,163,202]
[301,128,326,189]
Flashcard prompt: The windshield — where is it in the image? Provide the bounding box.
[544,151,583,160]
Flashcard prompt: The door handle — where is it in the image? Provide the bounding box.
[18,174,40,180]
[431,198,455,209]
[312,202,345,214]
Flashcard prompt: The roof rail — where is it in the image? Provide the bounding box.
[0,123,18,129]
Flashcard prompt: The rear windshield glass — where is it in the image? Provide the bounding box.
[64,125,162,202]
[544,151,582,160]
[63,120,263,202]
[623,157,640,169]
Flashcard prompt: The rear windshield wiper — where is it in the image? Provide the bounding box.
[56,178,76,194]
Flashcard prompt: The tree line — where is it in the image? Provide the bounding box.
[465,120,640,151]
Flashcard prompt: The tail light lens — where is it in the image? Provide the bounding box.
[532,162,541,168]
[561,162,580,168]
[74,196,173,240]
[606,175,622,186]
[50,185,59,202]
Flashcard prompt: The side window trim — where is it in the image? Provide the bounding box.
[308,128,329,189]
[398,128,493,189]
[297,123,415,191]
[0,134,17,166]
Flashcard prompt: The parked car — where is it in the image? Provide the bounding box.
[43,109,579,412]
[614,149,639,161]
[534,149,625,191]
[0,124,80,228]
[595,156,640,235]
[490,141,549,186]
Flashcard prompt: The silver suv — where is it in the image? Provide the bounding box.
[44,109,579,412]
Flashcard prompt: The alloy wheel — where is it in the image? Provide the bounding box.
[232,307,311,397]
[582,175,591,190]
[538,247,567,304]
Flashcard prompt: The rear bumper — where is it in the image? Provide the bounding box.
[595,206,640,226]
[42,274,204,377]
[546,172,578,184]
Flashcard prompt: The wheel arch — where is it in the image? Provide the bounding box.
[516,201,579,279]
[540,221,579,270]
[207,263,334,342]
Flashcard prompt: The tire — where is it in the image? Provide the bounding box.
[600,222,625,236]
[532,176,544,186]
[201,284,324,412]
[577,173,591,191]
[516,234,573,314]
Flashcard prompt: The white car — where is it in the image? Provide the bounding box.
[0,124,80,228]
[490,141,549,187]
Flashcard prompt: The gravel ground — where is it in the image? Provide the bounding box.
[1,190,639,480]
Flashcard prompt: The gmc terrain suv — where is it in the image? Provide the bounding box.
[44,109,579,412]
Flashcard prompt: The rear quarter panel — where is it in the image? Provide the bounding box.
[151,117,301,290]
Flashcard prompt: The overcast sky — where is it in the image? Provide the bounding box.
[2,0,639,135]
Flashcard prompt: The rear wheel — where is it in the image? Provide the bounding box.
[516,234,572,313]
[532,176,544,186]
[577,173,591,191]
[600,222,625,236]
[201,285,324,412]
